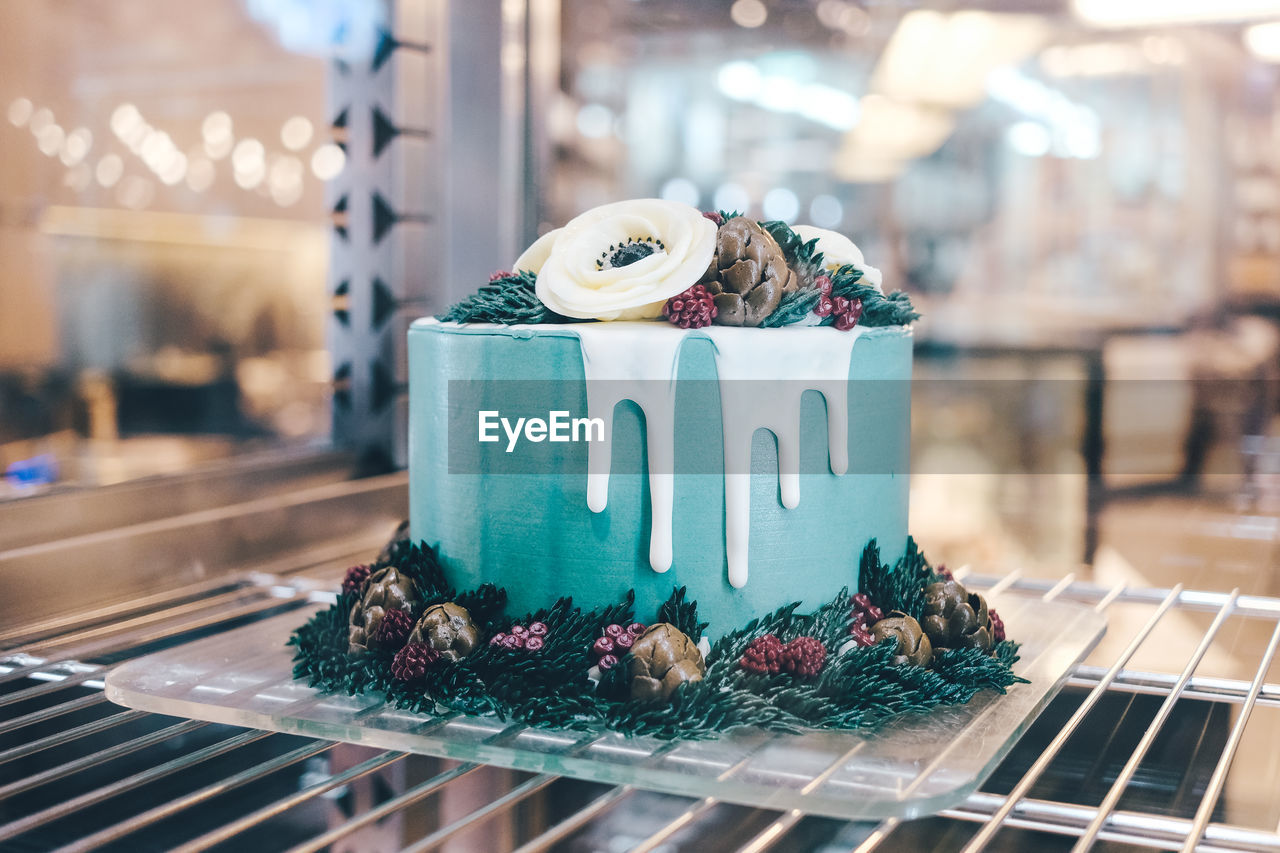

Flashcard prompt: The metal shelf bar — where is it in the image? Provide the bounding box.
[0,729,273,844]
[943,791,1280,851]
[400,772,560,853]
[1067,666,1280,707]
[1181,617,1280,853]
[57,739,338,853]
[284,762,484,853]
[0,691,106,735]
[173,749,406,852]
[511,784,635,853]
[0,718,207,801]
[0,708,145,766]
[1070,589,1241,852]
[958,583,1183,853]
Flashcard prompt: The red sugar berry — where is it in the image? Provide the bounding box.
[815,274,833,296]
[783,636,827,677]
[702,211,724,226]
[391,642,439,681]
[626,622,647,637]
[604,623,625,638]
[489,270,514,282]
[663,284,717,330]
[372,608,414,649]
[990,609,1006,644]
[510,624,528,636]
[740,634,786,675]
[849,625,875,647]
[341,564,372,597]
[834,298,863,332]
[525,636,544,652]
[503,634,524,650]
[936,565,954,581]
[528,622,548,637]
[593,636,615,657]
[598,653,619,671]
[851,594,883,628]
[832,296,850,316]
[814,295,834,318]
[615,632,634,650]
[489,633,508,647]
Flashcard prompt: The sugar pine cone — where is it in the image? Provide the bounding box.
[699,217,797,327]
[408,602,480,662]
[921,580,994,653]
[628,623,706,702]
[348,565,420,654]
[870,611,933,667]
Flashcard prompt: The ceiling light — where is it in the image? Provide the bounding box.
[730,0,767,29]
[1074,0,1280,27]
[1245,21,1280,60]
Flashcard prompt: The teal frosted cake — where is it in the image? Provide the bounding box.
[291,200,1022,738]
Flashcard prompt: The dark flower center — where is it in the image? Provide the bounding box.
[609,242,655,267]
[596,237,665,270]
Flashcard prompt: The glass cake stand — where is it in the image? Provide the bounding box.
[104,585,1105,821]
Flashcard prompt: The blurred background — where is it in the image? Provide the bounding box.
[6,3,1280,851]
[5,0,1280,586]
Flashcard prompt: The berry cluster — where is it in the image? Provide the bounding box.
[489,621,548,652]
[739,634,785,674]
[934,564,954,582]
[848,593,884,647]
[391,642,440,681]
[990,608,1006,643]
[592,622,646,671]
[341,564,372,597]
[488,269,514,282]
[739,634,828,677]
[812,276,864,331]
[663,284,718,330]
[372,608,414,648]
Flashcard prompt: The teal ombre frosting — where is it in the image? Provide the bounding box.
[408,320,912,637]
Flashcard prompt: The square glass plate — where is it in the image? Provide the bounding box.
[105,587,1105,820]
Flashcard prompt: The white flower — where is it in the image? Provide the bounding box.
[513,228,561,274]
[793,224,883,292]
[533,199,717,320]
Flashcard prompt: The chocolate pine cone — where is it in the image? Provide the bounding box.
[627,623,706,702]
[699,218,797,327]
[348,565,419,654]
[921,580,994,653]
[408,602,480,662]
[870,611,933,667]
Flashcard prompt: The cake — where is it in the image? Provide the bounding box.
[291,199,1021,739]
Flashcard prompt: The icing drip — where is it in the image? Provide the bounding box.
[695,327,862,587]
[572,322,862,587]
[573,324,686,573]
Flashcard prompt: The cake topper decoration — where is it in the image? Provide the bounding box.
[526,199,718,320]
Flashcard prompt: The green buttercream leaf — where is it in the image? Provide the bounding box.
[437,270,573,325]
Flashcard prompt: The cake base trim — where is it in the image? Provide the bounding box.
[289,537,1024,741]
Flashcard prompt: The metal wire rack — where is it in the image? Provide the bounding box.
[3,549,1280,852]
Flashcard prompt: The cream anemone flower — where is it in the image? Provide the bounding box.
[532,199,717,320]
[793,225,883,293]
[513,228,561,274]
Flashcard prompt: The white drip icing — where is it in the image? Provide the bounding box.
[573,324,686,573]
[694,327,862,587]
[571,322,862,587]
